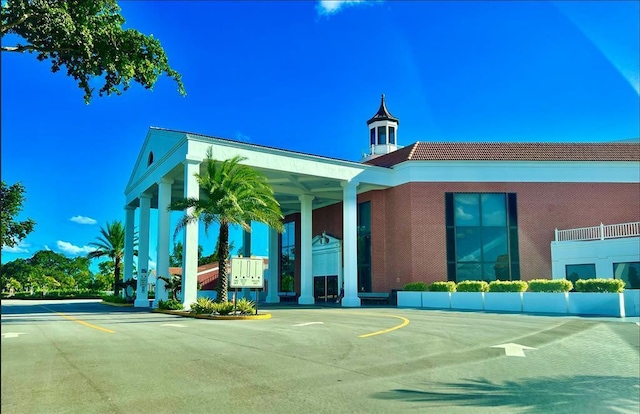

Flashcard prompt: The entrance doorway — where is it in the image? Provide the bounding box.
[314,275,338,303]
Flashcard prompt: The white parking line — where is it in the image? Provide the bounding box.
[293,322,324,327]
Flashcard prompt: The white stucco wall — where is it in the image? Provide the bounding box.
[551,237,640,279]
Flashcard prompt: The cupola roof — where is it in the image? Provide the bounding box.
[366,94,399,126]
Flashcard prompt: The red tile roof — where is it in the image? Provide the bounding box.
[364,142,640,167]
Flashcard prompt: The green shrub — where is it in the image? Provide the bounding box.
[428,281,456,292]
[190,297,216,314]
[488,280,528,292]
[235,298,256,315]
[456,281,489,292]
[158,299,184,310]
[213,301,235,315]
[403,282,428,291]
[575,278,625,293]
[101,294,131,304]
[528,279,573,293]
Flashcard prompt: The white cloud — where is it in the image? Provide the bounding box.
[56,240,96,256]
[316,0,373,16]
[70,215,97,225]
[235,131,251,142]
[2,242,30,254]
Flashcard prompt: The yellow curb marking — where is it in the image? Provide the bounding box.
[42,307,115,334]
[358,314,410,338]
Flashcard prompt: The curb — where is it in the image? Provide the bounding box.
[152,309,272,320]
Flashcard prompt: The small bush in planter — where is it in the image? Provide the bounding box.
[456,281,489,292]
[428,281,456,292]
[235,298,256,315]
[575,278,625,293]
[158,299,184,310]
[488,280,528,292]
[213,301,235,315]
[190,297,216,314]
[528,279,573,293]
[403,282,428,291]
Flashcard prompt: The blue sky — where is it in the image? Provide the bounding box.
[1,1,638,272]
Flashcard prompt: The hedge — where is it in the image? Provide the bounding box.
[403,282,428,291]
[428,281,457,292]
[575,278,625,293]
[488,280,528,292]
[456,280,489,292]
[528,279,573,293]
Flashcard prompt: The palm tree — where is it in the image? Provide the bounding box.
[171,148,283,303]
[88,221,136,296]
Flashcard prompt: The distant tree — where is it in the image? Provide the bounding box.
[87,221,136,296]
[170,241,209,267]
[1,181,36,248]
[157,274,181,301]
[1,0,185,103]
[0,258,31,292]
[171,149,283,303]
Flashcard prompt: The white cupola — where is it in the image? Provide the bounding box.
[361,94,399,162]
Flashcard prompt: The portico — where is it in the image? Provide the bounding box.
[124,128,392,308]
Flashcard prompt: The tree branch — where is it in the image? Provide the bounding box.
[1,13,31,35]
[1,44,73,53]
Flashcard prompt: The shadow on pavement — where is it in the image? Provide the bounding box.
[372,375,639,413]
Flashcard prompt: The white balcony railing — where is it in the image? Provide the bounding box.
[555,221,640,242]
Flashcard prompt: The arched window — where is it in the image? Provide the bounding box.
[147,152,154,166]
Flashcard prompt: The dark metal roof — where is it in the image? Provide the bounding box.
[366,94,399,126]
[365,141,640,167]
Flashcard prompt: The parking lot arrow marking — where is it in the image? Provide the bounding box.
[161,324,186,328]
[492,343,536,357]
[2,332,28,338]
[293,322,324,327]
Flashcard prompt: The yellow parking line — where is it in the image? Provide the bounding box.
[42,307,115,334]
[358,314,410,338]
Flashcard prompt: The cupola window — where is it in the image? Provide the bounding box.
[389,126,396,145]
[377,126,387,145]
[370,128,376,146]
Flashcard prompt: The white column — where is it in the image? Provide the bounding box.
[123,205,136,298]
[341,181,361,307]
[266,226,280,303]
[182,158,201,308]
[134,193,152,307]
[153,178,173,308]
[298,194,315,305]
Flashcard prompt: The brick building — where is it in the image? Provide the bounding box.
[124,95,639,308]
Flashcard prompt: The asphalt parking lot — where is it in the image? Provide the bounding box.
[1,299,639,414]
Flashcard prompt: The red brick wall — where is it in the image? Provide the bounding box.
[291,181,640,291]
[393,182,640,285]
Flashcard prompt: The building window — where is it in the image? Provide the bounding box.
[357,201,372,292]
[565,264,596,287]
[377,126,386,145]
[280,221,295,292]
[445,193,520,282]
[370,128,376,146]
[613,262,640,289]
[147,152,154,166]
[389,126,395,144]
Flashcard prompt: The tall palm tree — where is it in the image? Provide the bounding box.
[88,221,137,296]
[171,148,283,303]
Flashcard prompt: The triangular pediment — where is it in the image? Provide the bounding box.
[312,232,342,251]
[125,128,187,194]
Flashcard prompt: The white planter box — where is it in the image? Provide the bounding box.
[484,292,523,312]
[624,290,640,317]
[397,291,423,307]
[568,292,625,317]
[421,292,451,309]
[522,292,568,314]
[450,292,484,310]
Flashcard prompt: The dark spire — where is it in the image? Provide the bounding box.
[367,93,399,125]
